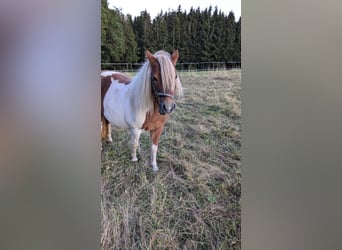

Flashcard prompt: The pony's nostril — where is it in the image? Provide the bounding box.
[162,104,167,111]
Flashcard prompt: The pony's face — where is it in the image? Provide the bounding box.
[150,67,177,115]
[146,50,180,115]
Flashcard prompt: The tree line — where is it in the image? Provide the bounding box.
[101,0,241,68]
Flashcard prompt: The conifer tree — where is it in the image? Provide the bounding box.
[101,0,125,63]
[101,3,241,67]
[122,14,138,63]
[150,12,169,52]
[233,17,241,61]
[224,11,236,61]
[133,10,152,62]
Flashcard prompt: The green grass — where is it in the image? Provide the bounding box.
[101,70,241,249]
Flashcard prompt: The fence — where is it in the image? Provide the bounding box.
[101,61,241,72]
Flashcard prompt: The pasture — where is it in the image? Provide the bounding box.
[101,70,241,249]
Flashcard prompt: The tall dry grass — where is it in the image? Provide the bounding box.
[101,70,241,249]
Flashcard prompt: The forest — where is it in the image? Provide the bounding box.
[101,0,241,67]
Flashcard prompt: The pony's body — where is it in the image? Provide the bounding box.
[102,73,144,129]
[101,50,183,171]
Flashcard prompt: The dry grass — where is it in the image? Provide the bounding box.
[101,70,241,249]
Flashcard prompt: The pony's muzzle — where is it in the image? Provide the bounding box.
[159,102,176,115]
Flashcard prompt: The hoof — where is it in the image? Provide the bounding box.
[152,165,159,172]
[107,138,113,143]
[131,157,138,162]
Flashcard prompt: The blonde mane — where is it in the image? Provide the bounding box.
[154,50,183,97]
[127,50,183,115]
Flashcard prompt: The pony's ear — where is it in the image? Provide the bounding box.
[171,49,179,66]
[146,50,157,65]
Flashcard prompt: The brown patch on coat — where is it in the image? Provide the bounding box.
[111,73,131,85]
[101,76,112,117]
[141,101,169,145]
[142,101,169,131]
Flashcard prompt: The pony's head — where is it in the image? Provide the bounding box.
[146,50,183,115]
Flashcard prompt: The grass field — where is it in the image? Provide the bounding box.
[101,70,241,249]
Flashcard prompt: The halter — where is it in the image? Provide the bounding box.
[151,75,174,100]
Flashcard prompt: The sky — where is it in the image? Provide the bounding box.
[108,0,241,21]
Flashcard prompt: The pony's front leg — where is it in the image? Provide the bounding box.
[130,128,142,162]
[150,126,164,172]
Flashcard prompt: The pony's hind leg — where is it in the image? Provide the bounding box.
[130,128,142,162]
[107,123,113,143]
[101,117,112,151]
[101,118,107,142]
[101,121,104,150]
[101,118,108,150]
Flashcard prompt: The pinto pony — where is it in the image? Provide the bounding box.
[101,50,183,171]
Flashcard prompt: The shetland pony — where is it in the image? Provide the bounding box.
[101,50,183,171]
